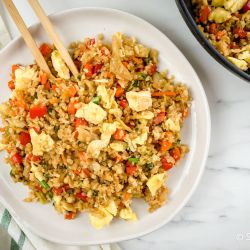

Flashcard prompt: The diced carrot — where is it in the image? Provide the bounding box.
[151,91,177,97]
[53,187,64,195]
[161,157,174,171]
[75,192,88,201]
[170,147,181,161]
[12,64,20,79]
[74,59,82,71]
[199,5,211,24]
[124,192,131,201]
[11,153,22,164]
[11,99,26,110]
[78,151,88,161]
[115,86,125,98]
[216,30,226,40]
[8,80,15,90]
[29,127,40,134]
[153,112,166,125]
[39,43,52,57]
[125,162,137,175]
[74,118,88,127]
[164,131,175,143]
[160,140,172,153]
[147,64,157,75]
[82,168,91,177]
[85,38,95,48]
[122,61,129,68]
[29,105,47,119]
[64,212,76,220]
[209,23,218,35]
[182,108,189,118]
[27,153,41,162]
[115,153,123,163]
[67,85,77,97]
[119,99,128,108]
[19,132,31,146]
[51,85,57,91]
[68,100,78,115]
[94,63,103,74]
[84,63,94,78]
[40,73,48,85]
[234,27,247,39]
[113,129,126,141]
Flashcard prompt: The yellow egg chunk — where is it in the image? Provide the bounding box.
[119,207,137,221]
[75,102,107,125]
[89,208,113,229]
[30,129,54,156]
[126,91,152,112]
[147,173,167,196]
[51,50,70,79]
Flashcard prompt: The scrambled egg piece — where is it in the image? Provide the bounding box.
[224,0,247,13]
[110,33,133,81]
[105,200,117,216]
[133,111,154,120]
[208,7,231,23]
[87,123,118,158]
[126,91,152,112]
[126,127,149,152]
[89,207,113,229]
[134,44,150,58]
[0,103,8,115]
[101,123,117,141]
[14,66,38,90]
[211,0,225,7]
[147,173,166,196]
[227,56,248,71]
[96,85,115,109]
[87,139,108,158]
[30,129,54,156]
[110,141,127,152]
[238,51,250,64]
[51,50,70,79]
[30,163,44,181]
[0,143,6,151]
[76,102,107,125]
[119,207,137,221]
[164,116,181,132]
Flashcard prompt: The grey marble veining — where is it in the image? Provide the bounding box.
[2,0,250,249]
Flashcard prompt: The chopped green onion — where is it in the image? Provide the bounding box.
[48,107,53,114]
[144,163,154,171]
[128,157,140,164]
[35,192,47,204]
[92,190,98,197]
[54,125,60,133]
[138,73,147,80]
[39,180,50,190]
[143,57,151,65]
[92,96,102,104]
[132,80,140,87]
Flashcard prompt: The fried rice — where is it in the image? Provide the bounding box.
[0,32,191,229]
[193,0,250,72]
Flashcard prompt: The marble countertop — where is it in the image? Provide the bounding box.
[1,0,250,249]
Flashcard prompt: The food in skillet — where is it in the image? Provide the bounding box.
[193,0,250,72]
[0,33,191,229]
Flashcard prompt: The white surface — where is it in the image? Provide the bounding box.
[0,0,249,249]
[0,7,210,245]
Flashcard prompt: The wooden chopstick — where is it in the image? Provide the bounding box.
[3,0,51,75]
[28,0,79,79]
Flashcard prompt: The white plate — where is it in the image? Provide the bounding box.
[0,7,210,245]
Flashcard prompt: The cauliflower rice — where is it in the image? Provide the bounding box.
[0,33,191,229]
[193,0,250,72]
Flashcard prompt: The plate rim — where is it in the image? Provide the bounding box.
[0,6,211,245]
